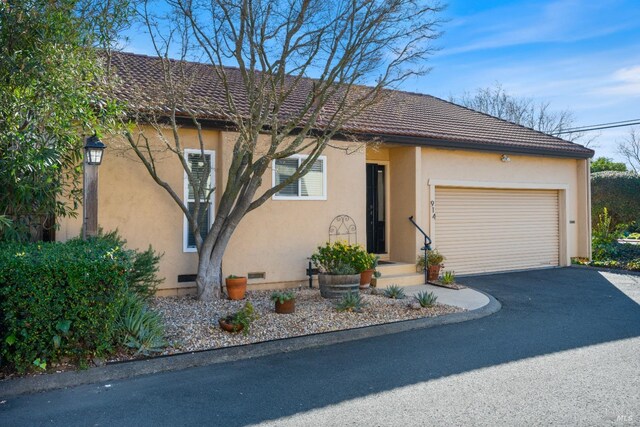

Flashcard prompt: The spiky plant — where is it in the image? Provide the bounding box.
[336,291,367,312]
[441,271,456,285]
[415,291,438,307]
[118,292,167,355]
[383,285,406,299]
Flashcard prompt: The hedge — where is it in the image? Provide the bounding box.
[0,238,130,373]
[591,171,640,227]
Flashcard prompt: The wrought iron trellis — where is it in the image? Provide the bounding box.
[328,214,357,245]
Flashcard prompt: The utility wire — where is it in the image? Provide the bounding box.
[556,119,640,134]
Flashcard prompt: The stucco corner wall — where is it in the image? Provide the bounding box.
[419,147,591,266]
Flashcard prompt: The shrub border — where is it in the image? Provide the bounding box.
[0,288,500,397]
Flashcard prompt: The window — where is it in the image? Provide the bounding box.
[184,149,215,252]
[272,154,327,200]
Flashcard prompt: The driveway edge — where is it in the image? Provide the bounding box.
[1,289,500,398]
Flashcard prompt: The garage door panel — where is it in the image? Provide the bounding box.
[435,187,559,275]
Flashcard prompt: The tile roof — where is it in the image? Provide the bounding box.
[109,51,594,159]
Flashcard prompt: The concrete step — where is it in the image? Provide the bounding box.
[372,272,426,289]
[376,262,417,276]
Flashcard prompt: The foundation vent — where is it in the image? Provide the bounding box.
[248,272,266,280]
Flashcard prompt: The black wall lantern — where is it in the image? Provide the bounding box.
[84,134,106,165]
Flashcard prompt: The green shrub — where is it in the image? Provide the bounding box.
[0,238,130,373]
[591,172,640,227]
[99,230,163,299]
[415,291,438,307]
[383,285,406,299]
[271,291,295,303]
[221,302,258,335]
[117,292,166,355]
[626,259,640,271]
[335,291,367,312]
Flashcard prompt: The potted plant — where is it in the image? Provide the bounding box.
[311,241,360,299]
[426,250,445,281]
[225,274,247,300]
[271,290,295,314]
[352,249,381,289]
[219,302,257,334]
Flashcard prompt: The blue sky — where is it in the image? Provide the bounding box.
[407,0,640,161]
[125,0,640,162]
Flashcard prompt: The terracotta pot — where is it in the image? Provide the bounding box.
[219,318,243,333]
[359,269,375,289]
[225,277,247,300]
[427,265,441,281]
[275,299,295,314]
[318,273,360,299]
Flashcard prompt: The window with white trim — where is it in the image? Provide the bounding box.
[272,154,327,200]
[184,149,215,252]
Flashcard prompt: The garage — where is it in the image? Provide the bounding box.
[434,187,560,275]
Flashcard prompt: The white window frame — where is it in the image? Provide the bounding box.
[271,154,327,201]
[183,149,215,253]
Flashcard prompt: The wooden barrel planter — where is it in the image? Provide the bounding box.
[318,273,360,299]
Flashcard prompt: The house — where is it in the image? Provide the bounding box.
[57,52,594,296]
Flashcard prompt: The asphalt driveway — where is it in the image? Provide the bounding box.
[1,267,639,426]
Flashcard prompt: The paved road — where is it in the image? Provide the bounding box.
[1,267,639,426]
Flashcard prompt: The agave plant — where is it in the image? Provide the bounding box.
[118,292,167,355]
[415,290,438,307]
[383,285,406,299]
[441,271,456,285]
[336,291,367,312]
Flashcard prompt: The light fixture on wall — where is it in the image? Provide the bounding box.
[501,154,511,162]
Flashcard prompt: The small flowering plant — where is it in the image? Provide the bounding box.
[311,241,359,275]
[311,241,380,276]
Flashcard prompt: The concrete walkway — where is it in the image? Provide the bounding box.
[403,283,490,310]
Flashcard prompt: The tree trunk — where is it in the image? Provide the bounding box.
[196,251,221,300]
[195,225,237,300]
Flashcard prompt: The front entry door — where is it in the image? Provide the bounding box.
[366,163,386,254]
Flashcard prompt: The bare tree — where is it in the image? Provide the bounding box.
[618,127,640,173]
[113,0,444,300]
[450,83,595,146]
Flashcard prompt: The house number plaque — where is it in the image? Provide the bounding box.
[431,200,436,220]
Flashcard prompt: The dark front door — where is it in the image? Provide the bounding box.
[366,163,386,254]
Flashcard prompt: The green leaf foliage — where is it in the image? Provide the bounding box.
[0,0,127,242]
[0,237,129,372]
[0,232,163,373]
[591,172,640,227]
[117,292,166,355]
[590,157,627,173]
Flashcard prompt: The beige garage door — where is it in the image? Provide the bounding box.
[435,187,560,275]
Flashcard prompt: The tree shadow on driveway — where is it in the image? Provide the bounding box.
[2,267,639,426]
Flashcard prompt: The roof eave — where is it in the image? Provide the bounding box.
[341,132,595,159]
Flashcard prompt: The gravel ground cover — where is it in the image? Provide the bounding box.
[150,288,464,354]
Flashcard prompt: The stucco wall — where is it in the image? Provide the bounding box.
[57,126,366,296]
[417,147,591,264]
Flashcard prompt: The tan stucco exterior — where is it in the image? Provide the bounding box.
[58,126,366,296]
[58,126,591,296]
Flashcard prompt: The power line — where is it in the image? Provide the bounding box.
[556,119,640,134]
